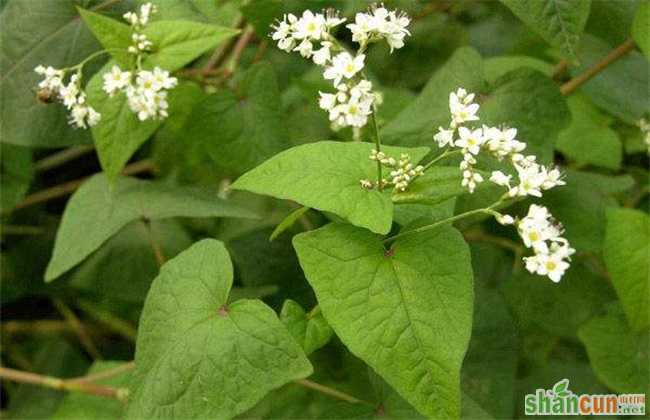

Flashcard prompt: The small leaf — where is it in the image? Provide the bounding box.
[143,20,239,71]
[232,141,430,234]
[500,0,592,60]
[552,378,570,396]
[126,239,312,419]
[578,304,649,395]
[280,300,333,355]
[77,8,132,66]
[604,208,649,331]
[632,2,650,59]
[270,207,310,241]
[293,223,474,418]
[45,174,258,282]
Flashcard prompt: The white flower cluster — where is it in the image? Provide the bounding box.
[434,88,565,195]
[367,149,423,191]
[102,65,177,121]
[271,6,409,129]
[34,66,100,129]
[638,118,650,155]
[516,205,575,282]
[347,5,411,52]
[123,3,157,55]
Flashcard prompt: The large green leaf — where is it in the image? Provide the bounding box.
[232,141,430,235]
[0,144,33,212]
[77,8,132,67]
[578,304,649,395]
[391,166,466,206]
[604,208,649,332]
[127,239,313,419]
[556,94,622,169]
[632,1,650,59]
[53,361,132,420]
[45,174,257,282]
[293,223,474,418]
[500,0,592,60]
[185,62,290,174]
[280,300,333,355]
[0,0,97,147]
[85,21,238,181]
[381,47,486,148]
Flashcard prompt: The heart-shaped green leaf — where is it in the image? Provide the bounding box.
[127,239,313,418]
[293,223,474,418]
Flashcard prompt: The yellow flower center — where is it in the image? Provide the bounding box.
[528,231,540,242]
[545,261,557,271]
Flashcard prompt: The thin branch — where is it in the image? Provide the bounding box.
[551,59,569,80]
[0,225,44,235]
[293,379,371,405]
[35,145,95,172]
[223,26,255,78]
[53,299,102,360]
[76,300,137,342]
[560,38,636,96]
[0,367,127,400]
[141,220,166,266]
[68,361,135,384]
[9,159,155,212]
[203,16,245,72]
[3,320,84,335]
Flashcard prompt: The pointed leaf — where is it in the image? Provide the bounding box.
[632,2,650,59]
[280,300,333,355]
[604,208,649,331]
[45,174,258,282]
[232,141,430,234]
[126,239,313,418]
[293,223,474,418]
[77,8,132,66]
[500,0,592,60]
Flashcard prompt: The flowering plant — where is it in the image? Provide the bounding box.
[2,1,648,419]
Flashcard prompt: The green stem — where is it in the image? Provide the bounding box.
[370,110,383,189]
[306,304,321,320]
[383,204,502,244]
[422,148,462,171]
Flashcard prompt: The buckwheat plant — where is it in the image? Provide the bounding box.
[33,2,177,128]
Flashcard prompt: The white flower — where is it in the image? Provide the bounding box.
[312,42,331,65]
[542,166,565,190]
[456,126,486,155]
[323,52,365,86]
[59,76,80,109]
[512,163,547,197]
[489,170,512,187]
[434,127,454,148]
[68,103,101,129]
[294,39,313,58]
[484,126,525,157]
[102,65,132,96]
[324,10,346,28]
[496,214,515,225]
[347,12,375,42]
[35,65,64,91]
[449,88,479,126]
[293,10,326,40]
[318,92,337,110]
